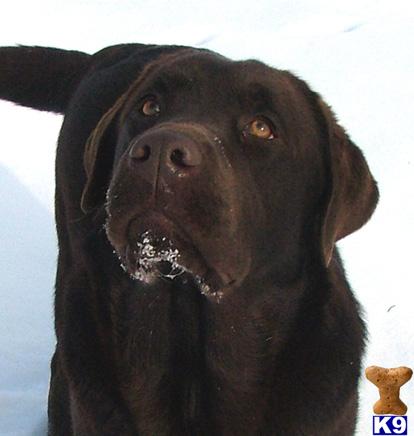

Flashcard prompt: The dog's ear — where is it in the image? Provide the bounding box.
[318,99,379,266]
[80,53,160,213]
[0,46,92,113]
[80,102,122,213]
[80,49,194,214]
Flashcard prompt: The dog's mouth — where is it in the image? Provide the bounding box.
[122,230,218,297]
[107,212,227,300]
[125,231,183,281]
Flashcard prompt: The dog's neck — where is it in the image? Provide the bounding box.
[106,271,308,435]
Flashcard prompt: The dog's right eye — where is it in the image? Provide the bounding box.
[141,99,161,116]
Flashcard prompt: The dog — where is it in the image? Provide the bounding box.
[0,44,378,435]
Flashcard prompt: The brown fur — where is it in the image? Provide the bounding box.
[0,43,378,435]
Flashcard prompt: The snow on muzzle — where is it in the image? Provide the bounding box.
[109,224,226,301]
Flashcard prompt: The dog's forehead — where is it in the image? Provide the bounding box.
[146,50,291,101]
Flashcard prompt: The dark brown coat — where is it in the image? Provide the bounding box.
[0,44,378,435]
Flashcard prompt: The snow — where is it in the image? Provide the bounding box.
[123,230,183,281]
[0,0,413,434]
[117,230,217,299]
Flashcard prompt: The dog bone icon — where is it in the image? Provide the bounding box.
[365,366,412,415]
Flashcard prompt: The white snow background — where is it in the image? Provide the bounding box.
[0,0,413,434]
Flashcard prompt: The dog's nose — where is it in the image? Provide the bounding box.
[128,130,203,173]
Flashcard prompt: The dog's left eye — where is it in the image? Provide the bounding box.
[243,118,276,140]
[141,99,161,116]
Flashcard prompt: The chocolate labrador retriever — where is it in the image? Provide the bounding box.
[0,44,378,435]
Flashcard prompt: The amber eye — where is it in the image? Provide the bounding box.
[244,118,275,140]
[141,99,161,116]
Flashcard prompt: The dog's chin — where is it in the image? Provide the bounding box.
[122,230,198,283]
[109,219,227,301]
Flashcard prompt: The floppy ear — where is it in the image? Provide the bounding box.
[0,46,91,113]
[80,49,195,214]
[318,99,379,266]
[80,53,165,213]
[80,102,122,213]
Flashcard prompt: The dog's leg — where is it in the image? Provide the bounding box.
[54,272,138,436]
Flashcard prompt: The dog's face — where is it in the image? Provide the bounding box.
[81,49,377,298]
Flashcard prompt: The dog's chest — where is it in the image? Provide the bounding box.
[112,283,270,435]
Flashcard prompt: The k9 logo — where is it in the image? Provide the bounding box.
[373,416,408,435]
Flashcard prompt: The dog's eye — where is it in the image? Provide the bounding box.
[243,118,275,140]
[141,99,161,116]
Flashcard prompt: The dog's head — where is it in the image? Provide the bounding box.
[78,48,378,297]
[0,45,378,298]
